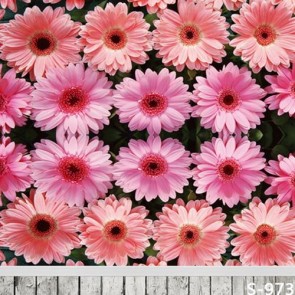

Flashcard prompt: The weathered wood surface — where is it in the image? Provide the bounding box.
[0,276,294,294]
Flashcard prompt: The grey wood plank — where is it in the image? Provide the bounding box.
[37,277,57,295]
[15,277,37,295]
[80,277,102,295]
[0,277,14,295]
[125,277,145,295]
[190,277,210,295]
[275,277,295,295]
[58,277,79,295]
[232,277,253,295]
[146,277,167,295]
[168,277,189,295]
[102,277,124,295]
[211,277,232,295]
[253,276,276,295]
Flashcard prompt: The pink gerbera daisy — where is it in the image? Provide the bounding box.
[0,6,81,80]
[31,136,113,207]
[0,0,30,12]
[0,190,81,265]
[79,195,153,266]
[113,136,192,202]
[230,0,295,73]
[114,68,192,135]
[265,154,295,204]
[153,0,229,71]
[153,198,229,265]
[31,63,113,135]
[179,0,245,11]
[127,0,175,13]
[79,3,152,75]
[0,137,32,204]
[271,0,295,13]
[43,0,85,11]
[265,65,295,116]
[66,259,84,266]
[133,254,167,266]
[0,65,33,134]
[192,63,266,135]
[192,137,266,207]
[230,197,295,265]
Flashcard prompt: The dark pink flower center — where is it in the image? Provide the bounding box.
[139,93,168,116]
[0,157,7,176]
[140,154,168,176]
[290,82,295,96]
[58,156,89,183]
[254,25,276,46]
[218,89,239,111]
[104,220,127,242]
[179,24,200,46]
[178,224,201,246]
[59,87,88,114]
[254,224,276,245]
[0,94,7,113]
[28,214,57,239]
[104,28,127,50]
[29,31,57,56]
[217,159,240,181]
[290,174,295,187]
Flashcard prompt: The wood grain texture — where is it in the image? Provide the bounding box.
[37,277,57,295]
[58,277,79,295]
[102,277,124,295]
[15,277,36,295]
[146,277,167,295]
[0,277,14,295]
[189,277,210,295]
[125,277,145,295]
[211,276,232,295]
[80,277,102,295]
[232,276,253,295]
[168,277,189,295]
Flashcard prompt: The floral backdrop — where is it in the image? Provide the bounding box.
[0,0,294,266]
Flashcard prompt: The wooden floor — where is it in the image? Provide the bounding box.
[0,276,294,294]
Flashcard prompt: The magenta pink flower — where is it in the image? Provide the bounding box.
[265,65,295,117]
[265,154,295,204]
[43,0,85,10]
[230,0,295,73]
[0,190,81,264]
[192,63,266,135]
[0,6,81,80]
[31,136,113,207]
[153,0,229,71]
[192,137,266,207]
[114,69,192,135]
[80,195,153,266]
[0,0,30,12]
[127,0,175,13]
[79,3,152,75]
[113,136,191,202]
[0,137,32,204]
[230,197,295,265]
[0,65,33,134]
[31,63,113,135]
[153,198,229,265]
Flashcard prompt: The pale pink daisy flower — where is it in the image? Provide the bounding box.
[230,0,295,73]
[230,197,295,265]
[43,0,85,11]
[153,0,229,72]
[153,198,229,265]
[127,0,175,13]
[31,63,113,135]
[265,65,295,116]
[31,136,113,207]
[0,137,32,204]
[66,259,84,266]
[223,0,246,10]
[0,6,81,80]
[192,137,266,207]
[225,259,242,266]
[265,154,295,204]
[1,258,17,266]
[79,3,152,75]
[0,190,81,265]
[0,0,30,12]
[179,0,246,11]
[133,254,167,266]
[271,0,295,14]
[79,195,153,266]
[114,68,192,135]
[192,63,266,135]
[113,136,192,202]
[0,65,33,134]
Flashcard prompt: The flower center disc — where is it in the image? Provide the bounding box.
[139,93,168,116]
[59,87,88,114]
[29,31,57,56]
[28,214,57,239]
[254,25,276,46]
[179,24,200,46]
[104,28,127,50]
[140,154,168,176]
[104,220,127,242]
[254,224,276,245]
[58,156,89,183]
[218,89,239,111]
[218,159,240,181]
[178,224,201,246]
